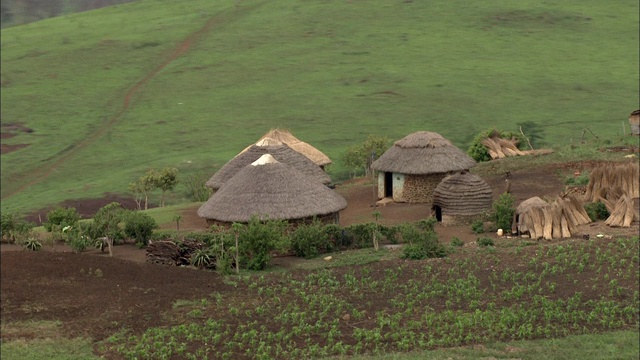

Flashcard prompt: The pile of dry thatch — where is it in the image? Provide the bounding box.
[583,162,639,227]
[481,132,553,160]
[242,129,332,167]
[516,195,591,240]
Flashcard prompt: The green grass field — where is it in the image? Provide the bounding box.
[1,0,638,213]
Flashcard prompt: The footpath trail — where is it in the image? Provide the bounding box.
[2,5,241,201]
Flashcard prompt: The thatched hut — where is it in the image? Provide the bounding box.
[431,172,492,226]
[197,154,347,225]
[206,138,331,190]
[371,131,476,203]
[630,109,640,136]
[242,129,332,168]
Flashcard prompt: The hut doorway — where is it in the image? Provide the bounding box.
[433,205,442,222]
[384,172,393,198]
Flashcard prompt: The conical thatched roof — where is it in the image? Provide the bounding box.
[371,131,476,174]
[241,129,332,166]
[206,139,331,190]
[432,172,492,215]
[198,154,347,223]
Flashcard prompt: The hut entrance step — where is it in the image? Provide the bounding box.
[376,197,394,206]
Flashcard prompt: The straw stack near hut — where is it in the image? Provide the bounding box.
[198,154,346,225]
[583,162,639,227]
[516,195,591,240]
[242,129,332,167]
[432,172,493,226]
[206,138,331,190]
[481,131,553,159]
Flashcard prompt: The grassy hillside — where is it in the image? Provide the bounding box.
[1,0,638,213]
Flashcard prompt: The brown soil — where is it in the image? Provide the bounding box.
[1,162,638,358]
[0,122,34,154]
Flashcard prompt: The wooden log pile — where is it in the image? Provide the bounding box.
[146,241,180,266]
[146,238,207,266]
[481,136,553,160]
[516,195,591,240]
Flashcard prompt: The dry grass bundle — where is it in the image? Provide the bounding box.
[516,195,591,240]
[241,129,332,166]
[605,195,639,227]
[584,162,640,203]
[481,136,553,160]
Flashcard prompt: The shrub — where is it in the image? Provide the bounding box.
[471,219,485,234]
[191,249,214,269]
[493,193,515,231]
[344,223,377,249]
[451,237,464,247]
[44,207,80,232]
[467,128,525,162]
[290,220,331,259]
[415,218,437,232]
[236,218,288,270]
[477,237,495,247]
[66,232,93,252]
[124,211,158,246]
[150,230,178,242]
[24,238,42,251]
[565,171,590,186]
[400,224,447,260]
[1,212,34,243]
[584,201,610,221]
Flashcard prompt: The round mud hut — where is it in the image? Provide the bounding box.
[242,128,332,168]
[629,109,640,136]
[206,138,331,190]
[371,131,476,203]
[432,172,493,226]
[197,154,347,226]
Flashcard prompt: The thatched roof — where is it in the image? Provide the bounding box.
[241,129,332,166]
[206,139,331,190]
[432,172,492,215]
[371,131,476,174]
[198,154,347,223]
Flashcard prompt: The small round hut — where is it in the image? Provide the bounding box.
[242,129,332,168]
[371,131,476,203]
[432,172,493,226]
[197,154,347,226]
[206,138,331,190]
[629,109,640,136]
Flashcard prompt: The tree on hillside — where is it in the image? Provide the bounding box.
[341,135,391,178]
[92,202,127,257]
[129,169,158,210]
[153,167,179,207]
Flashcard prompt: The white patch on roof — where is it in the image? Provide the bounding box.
[251,154,279,166]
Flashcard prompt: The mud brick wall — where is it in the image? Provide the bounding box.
[206,212,339,228]
[403,174,446,203]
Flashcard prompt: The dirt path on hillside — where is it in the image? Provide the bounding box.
[1,4,252,201]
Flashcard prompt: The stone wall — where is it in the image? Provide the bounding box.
[441,213,486,227]
[402,173,447,203]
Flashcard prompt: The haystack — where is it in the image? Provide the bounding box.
[432,172,492,226]
[206,138,331,190]
[371,131,476,203]
[584,162,639,209]
[515,195,591,240]
[604,195,639,227]
[198,154,347,224]
[481,132,553,159]
[242,129,332,167]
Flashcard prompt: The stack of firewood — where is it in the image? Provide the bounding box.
[146,241,180,266]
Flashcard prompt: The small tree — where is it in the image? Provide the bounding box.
[493,192,516,232]
[153,167,179,207]
[129,170,158,210]
[124,211,158,247]
[1,212,34,243]
[341,135,390,177]
[44,207,80,232]
[92,202,127,256]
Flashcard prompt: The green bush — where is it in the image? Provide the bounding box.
[584,201,610,221]
[493,193,515,231]
[415,218,437,232]
[565,171,590,186]
[467,128,525,162]
[236,218,288,270]
[191,249,214,269]
[477,237,495,247]
[400,224,447,260]
[290,220,331,259]
[344,223,377,249]
[124,211,158,246]
[44,207,80,232]
[66,232,93,253]
[471,220,485,234]
[451,237,464,247]
[149,229,178,242]
[24,238,42,251]
[1,212,34,243]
